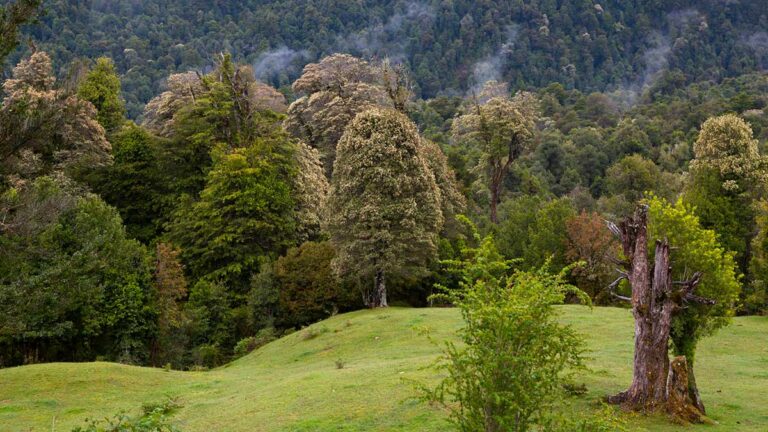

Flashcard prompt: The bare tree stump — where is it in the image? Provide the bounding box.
[667,356,705,424]
[605,205,714,424]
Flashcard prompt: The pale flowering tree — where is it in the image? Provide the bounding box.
[285,54,397,177]
[327,108,443,308]
[451,85,539,223]
[0,51,110,185]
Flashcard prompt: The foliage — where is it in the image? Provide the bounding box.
[424,236,588,432]
[686,114,767,289]
[0,176,154,366]
[747,201,768,314]
[232,327,276,360]
[451,87,539,222]
[273,241,359,328]
[16,1,768,118]
[71,398,182,432]
[167,135,297,294]
[647,196,740,365]
[285,54,392,176]
[77,57,126,133]
[565,211,619,304]
[151,243,188,368]
[1,52,110,183]
[89,122,168,243]
[327,108,443,306]
[0,0,40,66]
[494,196,575,270]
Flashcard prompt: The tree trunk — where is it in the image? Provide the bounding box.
[489,186,499,224]
[667,356,705,424]
[366,270,388,308]
[606,205,710,423]
[687,361,706,414]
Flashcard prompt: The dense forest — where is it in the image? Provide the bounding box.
[2,0,768,429]
[6,0,768,117]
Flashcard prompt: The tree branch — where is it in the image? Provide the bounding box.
[607,275,631,302]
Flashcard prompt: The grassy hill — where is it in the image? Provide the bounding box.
[0,306,766,431]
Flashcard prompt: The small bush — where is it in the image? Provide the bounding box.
[72,398,182,432]
[301,325,328,341]
[190,344,222,368]
[335,359,345,369]
[233,327,277,359]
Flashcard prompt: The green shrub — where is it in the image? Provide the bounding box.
[72,398,182,432]
[233,327,277,359]
[423,236,589,432]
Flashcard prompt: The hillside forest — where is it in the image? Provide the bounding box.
[1,0,768,430]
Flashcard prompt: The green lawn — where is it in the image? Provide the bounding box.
[1,306,766,431]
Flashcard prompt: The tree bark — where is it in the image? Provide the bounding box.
[489,186,499,224]
[606,205,711,423]
[366,269,388,308]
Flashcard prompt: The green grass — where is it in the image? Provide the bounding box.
[1,306,766,431]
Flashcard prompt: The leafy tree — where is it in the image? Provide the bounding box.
[424,236,587,432]
[601,155,680,217]
[77,57,126,133]
[285,54,392,176]
[565,211,619,304]
[685,114,767,288]
[167,135,297,294]
[151,243,189,368]
[1,52,110,183]
[90,123,167,243]
[647,196,740,413]
[0,176,154,366]
[451,87,539,223]
[327,108,442,307]
[273,241,359,328]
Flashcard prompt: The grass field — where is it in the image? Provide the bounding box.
[1,306,766,431]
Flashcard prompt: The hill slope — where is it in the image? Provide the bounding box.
[0,306,766,431]
[14,0,768,116]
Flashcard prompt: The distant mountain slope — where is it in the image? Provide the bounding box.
[7,0,768,117]
[1,306,766,431]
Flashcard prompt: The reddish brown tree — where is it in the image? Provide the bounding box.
[564,210,618,303]
[605,205,714,424]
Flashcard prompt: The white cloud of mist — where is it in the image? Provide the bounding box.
[741,32,768,70]
[334,2,435,61]
[253,46,311,82]
[469,25,519,95]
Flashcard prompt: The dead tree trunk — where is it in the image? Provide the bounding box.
[605,205,713,423]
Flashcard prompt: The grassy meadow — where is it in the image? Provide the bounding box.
[0,306,766,431]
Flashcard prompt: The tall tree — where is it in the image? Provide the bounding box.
[285,54,392,176]
[167,133,297,294]
[150,242,188,367]
[686,114,767,282]
[327,108,443,308]
[451,86,538,223]
[1,52,110,183]
[0,176,153,366]
[77,57,126,134]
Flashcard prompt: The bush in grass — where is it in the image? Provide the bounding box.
[72,398,182,432]
[233,327,277,359]
[423,236,592,432]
